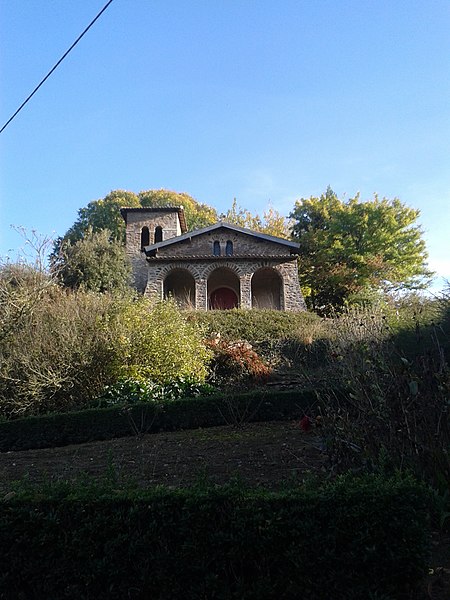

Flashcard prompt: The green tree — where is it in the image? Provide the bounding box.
[222,198,290,238]
[290,187,433,312]
[57,190,141,249]
[138,189,217,230]
[54,228,132,293]
[54,189,217,254]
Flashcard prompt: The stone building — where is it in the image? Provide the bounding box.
[120,206,306,311]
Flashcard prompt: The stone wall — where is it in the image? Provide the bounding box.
[124,210,182,255]
[123,213,306,311]
[143,257,306,312]
[157,229,291,258]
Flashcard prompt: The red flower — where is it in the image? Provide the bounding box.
[299,415,312,432]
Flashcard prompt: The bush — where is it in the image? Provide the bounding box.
[0,261,212,418]
[205,337,272,387]
[0,474,430,599]
[318,303,450,490]
[0,389,319,451]
[188,309,324,343]
[0,280,120,418]
[113,298,212,383]
[96,376,216,407]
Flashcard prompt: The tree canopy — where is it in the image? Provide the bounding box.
[53,228,132,294]
[55,189,217,254]
[138,189,217,231]
[290,187,433,312]
[222,198,290,239]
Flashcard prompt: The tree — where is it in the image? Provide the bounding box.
[52,189,218,287]
[290,187,433,312]
[57,190,141,248]
[54,189,218,254]
[53,228,132,294]
[222,198,290,238]
[138,189,217,231]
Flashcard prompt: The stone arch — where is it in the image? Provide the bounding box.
[154,226,163,243]
[164,268,196,308]
[203,261,243,279]
[207,267,240,310]
[251,267,282,310]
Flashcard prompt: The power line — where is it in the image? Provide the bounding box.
[0,0,115,135]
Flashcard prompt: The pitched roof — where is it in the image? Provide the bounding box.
[143,221,299,254]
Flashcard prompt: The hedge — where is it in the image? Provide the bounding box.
[0,474,430,600]
[0,389,321,452]
[187,308,323,342]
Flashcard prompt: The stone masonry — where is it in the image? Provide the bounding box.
[120,206,306,311]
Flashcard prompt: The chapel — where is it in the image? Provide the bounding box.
[120,206,305,311]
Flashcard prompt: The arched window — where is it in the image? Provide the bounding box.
[140,226,150,250]
[225,240,233,256]
[154,226,163,243]
[213,241,221,256]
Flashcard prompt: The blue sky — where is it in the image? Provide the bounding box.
[1,0,449,289]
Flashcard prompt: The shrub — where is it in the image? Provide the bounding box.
[0,474,430,599]
[96,376,216,407]
[188,309,324,343]
[0,389,318,451]
[205,336,272,387]
[0,261,212,418]
[113,298,212,383]
[318,303,450,490]
[0,280,119,418]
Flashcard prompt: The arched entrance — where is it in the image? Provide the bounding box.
[164,269,195,308]
[251,268,282,310]
[208,267,240,310]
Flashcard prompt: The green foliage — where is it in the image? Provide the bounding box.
[97,376,216,407]
[290,187,433,313]
[114,298,212,383]
[188,308,324,343]
[0,273,120,418]
[319,301,450,490]
[55,189,141,249]
[0,389,317,451]
[0,261,212,418]
[222,198,290,238]
[0,474,430,599]
[138,189,217,230]
[54,189,218,258]
[53,228,132,293]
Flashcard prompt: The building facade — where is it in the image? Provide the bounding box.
[121,206,306,311]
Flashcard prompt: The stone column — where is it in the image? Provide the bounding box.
[280,261,306,311]
[240,274,252,309]
[144,277,163,301]
[195,278,208,310]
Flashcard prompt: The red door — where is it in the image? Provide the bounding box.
[209,288,238,309]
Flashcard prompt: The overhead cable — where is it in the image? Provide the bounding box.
[0,0,115,134]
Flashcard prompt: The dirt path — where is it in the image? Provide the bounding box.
[0,420,327,489]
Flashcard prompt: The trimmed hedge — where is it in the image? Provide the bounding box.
[188,308,324,342]
[0,389,320,452]
[0,474,430,599]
